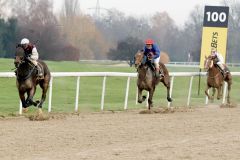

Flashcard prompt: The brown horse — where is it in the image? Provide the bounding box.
[204,55,232,104]
[134,50,172,110]
[14,46,51,114]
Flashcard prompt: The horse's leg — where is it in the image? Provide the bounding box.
[212,87,216,97]
[220,84,223,98]
[227,82,231,104]
[148,88,155,110]
[19,91,28,112]
[137,87,145,103]
[38,80,49,108]
[26,86,37,107]
[217,87,221,100]
[162,78,172,102]
[205,85,213,100]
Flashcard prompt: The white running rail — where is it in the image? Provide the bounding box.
[1,72,240,114]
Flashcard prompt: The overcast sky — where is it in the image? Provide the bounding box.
[54,0,223,26]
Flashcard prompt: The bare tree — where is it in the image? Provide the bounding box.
[6,0,74,60]
[59,0,109,59]
[221,0,240,62]
[178,5,203,61]
[61,0,80,17]
[150,12,180,61]
[95,9,151,49]
[0,0,10,18]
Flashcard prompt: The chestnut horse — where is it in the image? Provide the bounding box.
[134,50,172,110]
[204,55,232,104]
[14,46,51,114]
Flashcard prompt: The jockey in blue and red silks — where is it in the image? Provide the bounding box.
[143,38,163,78]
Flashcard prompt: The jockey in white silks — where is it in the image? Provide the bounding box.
[20,38,43,78]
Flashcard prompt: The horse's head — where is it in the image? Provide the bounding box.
[14,45,25,68]
[134,50,144,68]
[204,55,215,71]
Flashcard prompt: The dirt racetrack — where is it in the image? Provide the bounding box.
[1,105,240,160]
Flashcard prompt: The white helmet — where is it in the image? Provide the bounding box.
[20,38,30,45]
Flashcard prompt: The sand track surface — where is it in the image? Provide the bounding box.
[1,105,240,160]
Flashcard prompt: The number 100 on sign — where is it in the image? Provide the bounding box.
[203,6,229,27]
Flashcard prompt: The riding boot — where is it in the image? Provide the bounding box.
[159,68,164,77]
[223,67,230,79]
[224,67,230,73]
[36,65,44,79]
[218,64,226,78]
[155,68,160,78]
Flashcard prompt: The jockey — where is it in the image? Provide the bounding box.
[143,38,163,78]
[211,50,229,75]
[20,38,43,78]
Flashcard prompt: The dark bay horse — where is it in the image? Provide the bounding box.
[134,50,172,110]
[14,46,51,114]
[204,55,232,104]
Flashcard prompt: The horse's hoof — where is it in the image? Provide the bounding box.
[25,100,33,107]
[167,97,172,102]
[142,96,146,101]
[22,108,28,113]
[33,100,40,107]
[138,100,143,104]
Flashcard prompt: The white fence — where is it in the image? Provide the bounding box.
[1,72,240,114]
[77,60,240,67]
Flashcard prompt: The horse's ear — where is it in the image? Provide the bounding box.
[16,44,22,48]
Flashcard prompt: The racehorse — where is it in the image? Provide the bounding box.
[204,55,232,104]
[134,50,172,110]
[14,46,51,114]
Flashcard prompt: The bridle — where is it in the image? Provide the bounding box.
[205,56,222,79]
[204,56,214,71]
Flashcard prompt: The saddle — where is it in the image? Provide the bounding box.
[145,60,164,78]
